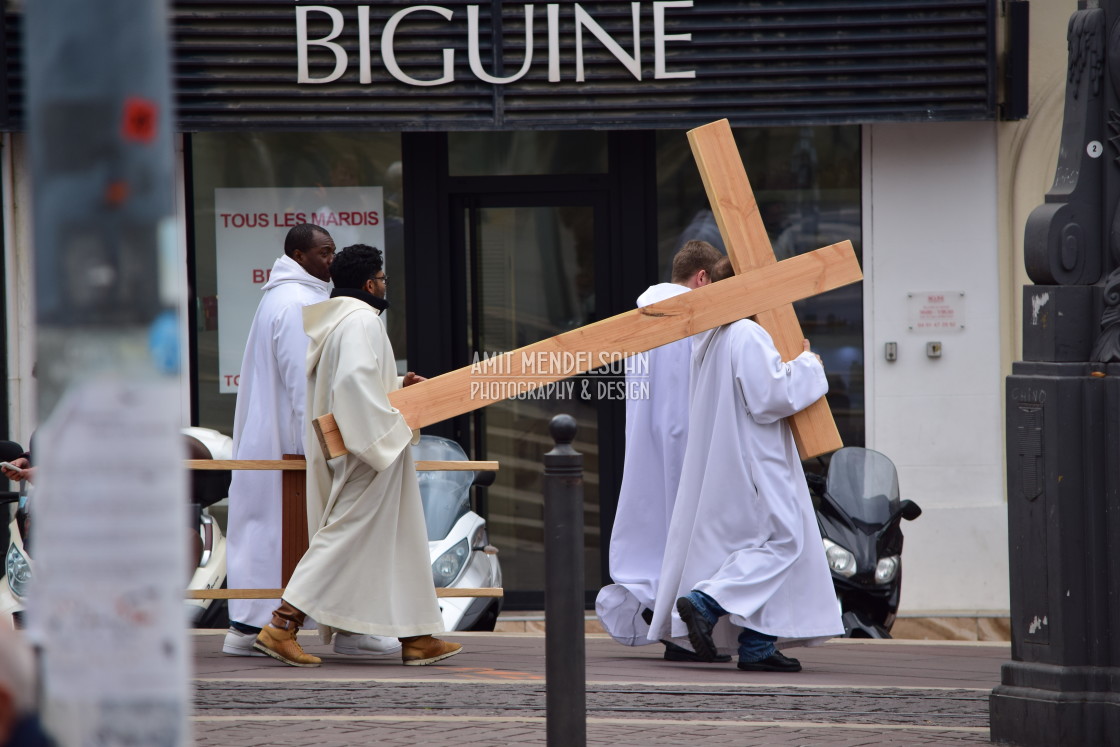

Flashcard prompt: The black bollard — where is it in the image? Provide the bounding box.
[543,414,587,747]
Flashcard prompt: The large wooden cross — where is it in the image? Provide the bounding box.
[687,118,843,457]
[317,119,858,460]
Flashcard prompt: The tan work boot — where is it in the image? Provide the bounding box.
[253,600,321,668]
[400,635,462,666]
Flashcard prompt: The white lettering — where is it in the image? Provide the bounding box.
[296,6,347,84]
[383,5,456,87]
[548,3,561,82]
[574,2,642,82]
[653,1,695,79]
[358,6,372,84]
[468,5,534,84]
[293,2,698,87]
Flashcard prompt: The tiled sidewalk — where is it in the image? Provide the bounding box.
[191,631,1006,745]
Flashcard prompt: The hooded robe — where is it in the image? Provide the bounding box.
[596,282,692,645]
[282,296,444,641]
[227,254,330,627]
[648,319,843,653]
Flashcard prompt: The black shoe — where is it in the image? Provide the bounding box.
[675,596,718,663]
[640,607,654,626]
[737,651,802,672]
[663,640,731,663]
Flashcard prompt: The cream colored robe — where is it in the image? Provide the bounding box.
[283,296,444,641]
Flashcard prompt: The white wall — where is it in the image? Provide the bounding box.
[864,121,1009,614]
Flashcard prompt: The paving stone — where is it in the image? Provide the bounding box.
[189,631,1002,746]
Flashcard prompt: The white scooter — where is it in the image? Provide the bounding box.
[0,428,232,628]
[0,431,502,633]
[416,435,503,631]
[182,426,233,628]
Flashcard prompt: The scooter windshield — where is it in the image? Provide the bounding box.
[824,447,900,525]
[414,435,475,541]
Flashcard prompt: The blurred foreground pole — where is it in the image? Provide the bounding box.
[25,2,188,745]
[542,414,586,747]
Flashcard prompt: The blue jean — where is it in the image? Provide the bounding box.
[687,590,776,663]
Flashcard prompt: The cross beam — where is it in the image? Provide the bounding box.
[315,241,862,455]
[688,118,846,458]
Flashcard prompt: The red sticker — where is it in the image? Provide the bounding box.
[122,97,158,143]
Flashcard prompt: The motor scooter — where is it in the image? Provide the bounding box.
[0,431,501,632]
[0,429,232,629]
[805,446,921,638]
[182,427,233,628]
[415,435,503,632]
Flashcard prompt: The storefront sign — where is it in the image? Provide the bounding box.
[215,186,385,392]
[296,1,696,85]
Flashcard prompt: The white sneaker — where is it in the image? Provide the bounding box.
[222,627,266,657]
[333,632,402,656]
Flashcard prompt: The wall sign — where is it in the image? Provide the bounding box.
[907,291,966,333]
[296,1,697,86]
[0,2,1000,130]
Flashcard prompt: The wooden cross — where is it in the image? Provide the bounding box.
[316,119,857,461]
[688,118,843,457]
[315,242,860,461]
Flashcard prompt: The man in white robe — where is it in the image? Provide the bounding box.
[595,240,726,663]
[223,224,399,659]
[648,317,844,672]
[253,244,461,668]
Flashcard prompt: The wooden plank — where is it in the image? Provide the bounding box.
[185,459,497,471]
[186,459,306,471]
[185,588,504,600]
[688,118,846,458]
[311,413,339,462]
[281,454,307,586]
[414,461,499,472]
[324,242,861,437]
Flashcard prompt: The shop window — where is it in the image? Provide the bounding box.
[656,126,864,447]
[189,132,404,435]
[449,131,607,176]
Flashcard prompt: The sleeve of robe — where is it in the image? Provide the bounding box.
[272,301,311,450]
[731,321,828,425]
[328,313,415,472]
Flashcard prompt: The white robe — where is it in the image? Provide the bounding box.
[596,283,692,646]
[283,296,444,641]
[226,255,330,628]
[648,319,844,653]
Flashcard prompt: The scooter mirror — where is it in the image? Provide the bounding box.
[804,472,826,494]
[472,470,497,488]
[899,499,922,521]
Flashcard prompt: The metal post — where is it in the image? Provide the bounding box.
[543,414,586,747]
[25,2,187,744]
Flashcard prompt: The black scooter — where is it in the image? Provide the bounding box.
[806,446,921,638]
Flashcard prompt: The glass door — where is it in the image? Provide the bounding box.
[454,194,607,609]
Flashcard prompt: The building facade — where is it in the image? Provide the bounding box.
[1,0,1057,618]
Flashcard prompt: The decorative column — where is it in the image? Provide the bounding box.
[990,2,1120,744]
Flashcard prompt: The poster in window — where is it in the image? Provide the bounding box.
[214,186,385,393]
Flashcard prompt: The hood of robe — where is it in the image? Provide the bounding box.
[303,296,374,374]
[261,254,332,294]
[636,282,689,308]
